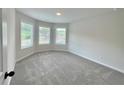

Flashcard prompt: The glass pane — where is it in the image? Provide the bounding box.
[21,22,33,49]
[39,27,50,44]
[56,28,66,44]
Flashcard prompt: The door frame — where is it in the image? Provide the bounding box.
[0,8,3,76]
[0,8,16,85]
[0,8,7,84]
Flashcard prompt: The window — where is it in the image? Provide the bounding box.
[21,22,33,49]
[55,28,66,45]
[39,27,50,44]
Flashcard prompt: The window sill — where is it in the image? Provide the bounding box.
[55,44,66,45]
[39,44,50,45]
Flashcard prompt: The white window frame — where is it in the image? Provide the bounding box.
[39,26,51,45]
[20,21,33,49]
[55,28,67,45]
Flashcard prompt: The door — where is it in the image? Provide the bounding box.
[0,8,16,85]
[0,10,1,72]
[0,8,4,84]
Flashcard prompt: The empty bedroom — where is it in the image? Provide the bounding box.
[0,8,124,85]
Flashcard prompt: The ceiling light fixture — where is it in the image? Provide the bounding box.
[56,12,61,16]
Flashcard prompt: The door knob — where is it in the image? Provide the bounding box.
[4,71,15,79]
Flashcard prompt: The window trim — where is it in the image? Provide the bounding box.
[38,26,51,45]
[55,28,67,45]
[20,21,34,49]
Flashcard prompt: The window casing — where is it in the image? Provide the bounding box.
[21,22,33,49]
[39,27,50,44]
[55,28,66,45]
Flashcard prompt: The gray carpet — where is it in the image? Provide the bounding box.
[11,51,124,85]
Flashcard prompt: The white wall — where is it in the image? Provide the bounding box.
[16,12,69,61]
[69,10,124,73]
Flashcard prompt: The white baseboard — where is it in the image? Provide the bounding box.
[16,52,34,62]
[16,49,69,62]
[35,49,69,53]
[69,50,124,74]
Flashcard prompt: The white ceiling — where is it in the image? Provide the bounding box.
[16,8,114,23]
